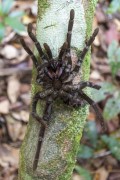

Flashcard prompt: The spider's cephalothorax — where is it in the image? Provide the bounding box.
[20,9,105,171]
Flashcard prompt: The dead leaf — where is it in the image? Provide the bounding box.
[0,99,9,114]
[90,70,101,80]
[94,34,100,46]
[18,125,27,141]
[95,6,107,23]
[20,83,30,93]
[9,49,28,64]
[114,18,120,31]
[0,58,5,69]
[11,112,21,121]
[6,115,22,141]
[0,144,19,168]
[2,32,15,44]
[20,93,31,105]
[22,14,35,24]
[94,167,109,180]
[93,17,100,46]
[1,45,18,59]
[20,110,29,122]
[72,173,82,180]
[88,112,96,120]
[7,76,20,103]
[105,23,119,45]
[11,111,29,122]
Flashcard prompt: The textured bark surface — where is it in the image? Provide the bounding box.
[18,0,98,179]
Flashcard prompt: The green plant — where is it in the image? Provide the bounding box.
[101,135,120,161]
[107,41,120,77]
[0,0,25,41]
[91,41,120,120]
[75,165,92,180]
[77,121,120,176]
[107,0,120,14]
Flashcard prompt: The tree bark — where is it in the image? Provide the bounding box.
[18,0,98,179]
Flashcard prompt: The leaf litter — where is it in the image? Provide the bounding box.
[0,0,120,180]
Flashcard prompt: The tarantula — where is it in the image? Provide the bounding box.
[20,9,105,170]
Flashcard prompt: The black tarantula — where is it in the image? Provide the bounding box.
[20,9,105,170]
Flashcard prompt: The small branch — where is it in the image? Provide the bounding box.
[0,67,31,76]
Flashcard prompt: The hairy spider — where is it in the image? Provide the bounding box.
[20,9,105,170]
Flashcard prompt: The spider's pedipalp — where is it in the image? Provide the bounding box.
[44,43,53,60]
[79,91,105,132]
[20,38,38,68]
[58,42,68,61]
[44,67,53,79]
[28,23,47,62]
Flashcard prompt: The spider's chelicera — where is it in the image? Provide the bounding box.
[20,9,105,170]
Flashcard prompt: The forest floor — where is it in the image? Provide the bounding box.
[0,0,120,180]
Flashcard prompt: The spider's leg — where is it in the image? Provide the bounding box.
[28,23,48,62]
[61,73,73,83]
[73,28,99,73]
[62,82,101,91]
[58,9,75,77]
[60,69,77,84]
[33,96,53,171]
[32,89,54,127]
[37,62,49,71]
[59,90,73,101]
[59,90,86,107]
[67,9,75,49]
[80,28,99,60]
[65,9,75,67]
[33,124,45,171]
[69,93,87,107]
[20,38,38,69]
[60,9,75,74]
[43,96,53,121]
[58,10,75,76]
[37,62,53,82]
[79,90,105,132]
[78,82,101,90]
[43,43,53,60]
[36,72,52,86]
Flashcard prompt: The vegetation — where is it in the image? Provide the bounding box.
[0,0,25,41]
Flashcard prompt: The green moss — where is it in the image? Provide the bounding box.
[37,0,50,19]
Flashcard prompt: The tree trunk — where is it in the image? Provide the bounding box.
[18,0,98,179]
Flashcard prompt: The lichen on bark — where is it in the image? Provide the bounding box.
[18,0,98,179]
